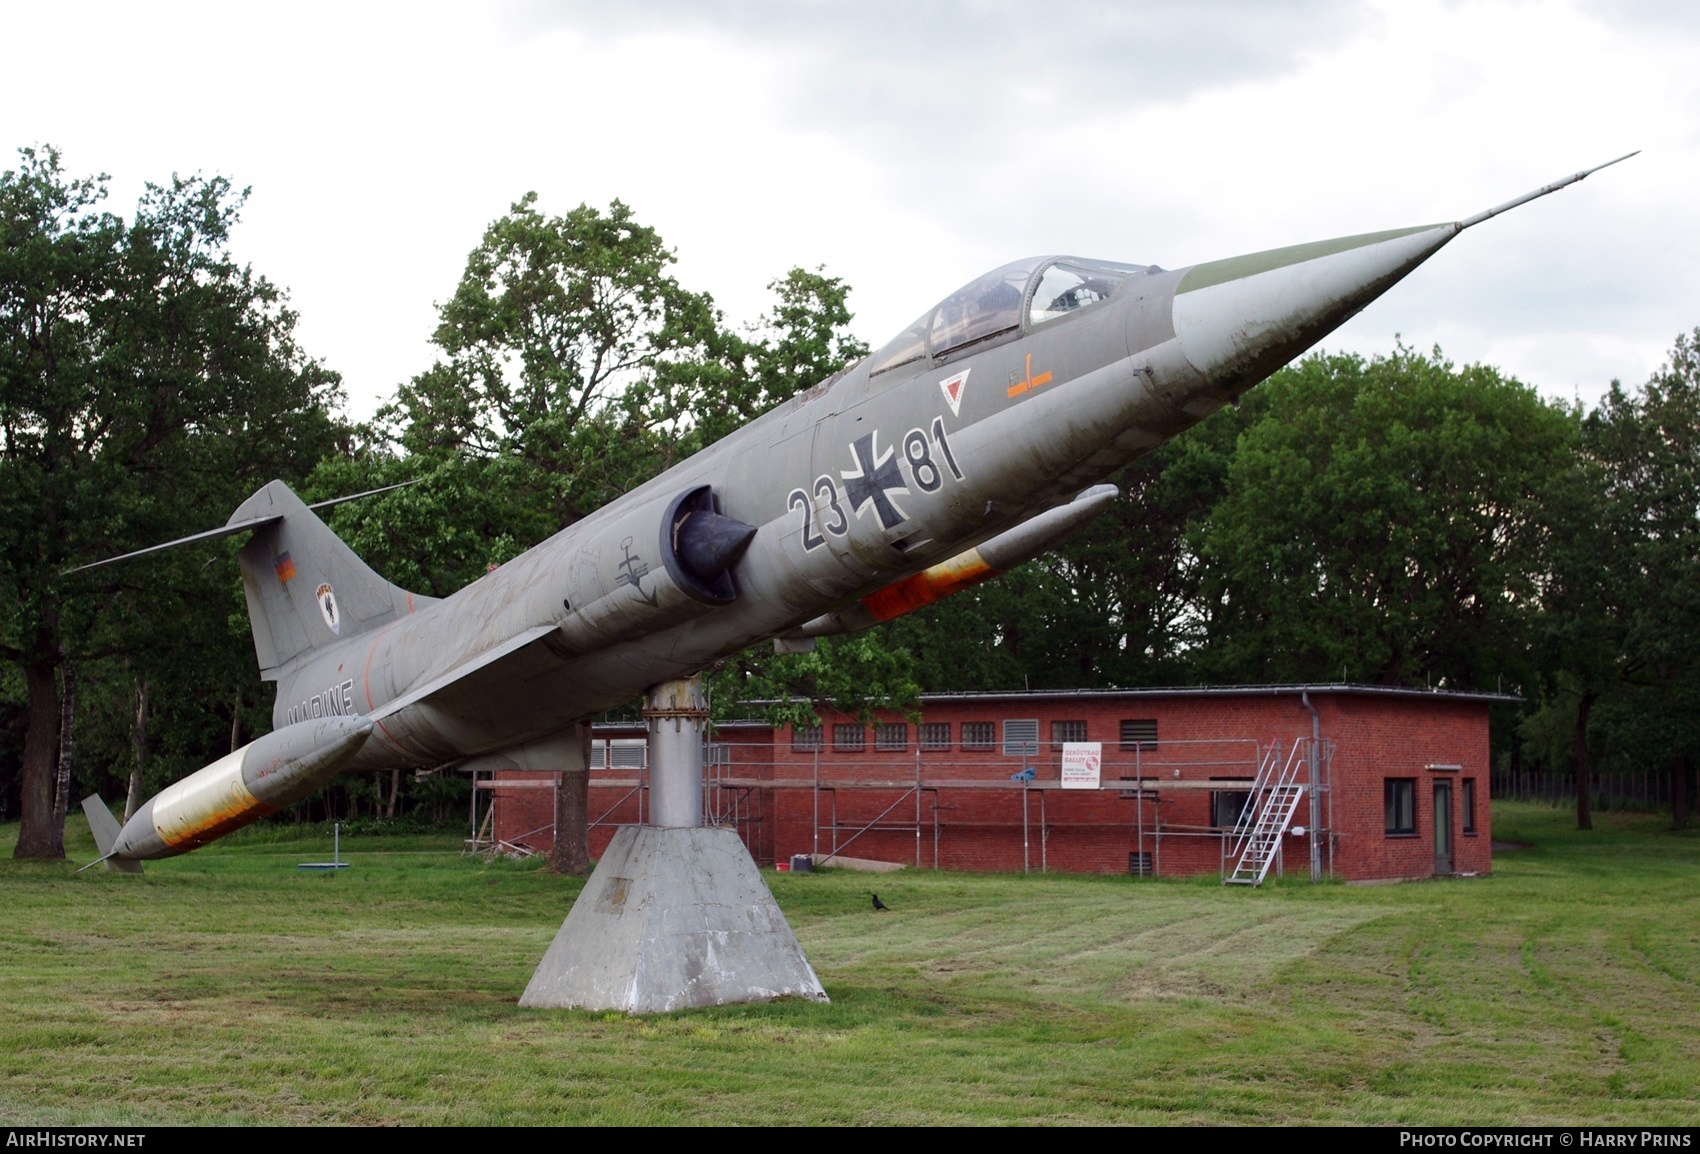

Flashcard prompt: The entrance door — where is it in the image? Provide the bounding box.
[1433,781,1454,874]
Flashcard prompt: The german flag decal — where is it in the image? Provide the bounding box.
[274,552,296,583]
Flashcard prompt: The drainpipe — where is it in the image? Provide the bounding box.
[1301,689,1321,881]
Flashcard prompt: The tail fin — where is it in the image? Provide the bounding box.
[230,481,436,680]
[80,795,143,874]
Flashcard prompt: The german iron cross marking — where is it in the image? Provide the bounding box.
[841,432,907,529]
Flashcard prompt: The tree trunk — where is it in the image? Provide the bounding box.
[1674,752,1691,830]
[14,660,64,859]
[126,678,149,822]
[546,723,593,875]
[52,660,77,826]
[230,688,242,754]
[1574,689,1597,832]
[386,768,400,819]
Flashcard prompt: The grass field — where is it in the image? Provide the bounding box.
[2,803,1697,1125]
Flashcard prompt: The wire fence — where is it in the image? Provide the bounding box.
[1491,768,1679,812]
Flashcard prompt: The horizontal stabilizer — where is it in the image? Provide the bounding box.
[61,480,420,576]
[64,515,282,575]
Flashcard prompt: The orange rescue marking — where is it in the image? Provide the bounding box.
[1006,353,1054,398]
[359,622,434,760]
[863,551,998,622]
[152,759,278,850]
[361,624,394,712]
[374,704,435,761]
[166,802,279,850]
[375,717,425,758]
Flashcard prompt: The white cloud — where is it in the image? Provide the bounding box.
[1,0,1693,418]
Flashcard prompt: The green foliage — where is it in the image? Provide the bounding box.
[712,634,922,727]
[1592,330,1700,693]
[382,195,722,527]
[307,450,547,598]
[1518,330,1700,809]
[1192,345,1576,688]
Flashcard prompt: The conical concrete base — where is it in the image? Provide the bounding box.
[520,825,828,1013]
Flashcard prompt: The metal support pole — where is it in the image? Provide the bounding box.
[1022,787,1030,875]
[1040,789,1048,873]
[1302,690,1322,881]
[643,676,708,828]
[931,788,940,869]
[1155,801,1162,877]
[1135,746,1144,874]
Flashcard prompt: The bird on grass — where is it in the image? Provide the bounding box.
[871,893,889,911]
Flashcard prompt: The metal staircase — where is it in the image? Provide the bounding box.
[1222,738,1310,886]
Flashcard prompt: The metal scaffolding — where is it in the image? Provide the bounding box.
[473,734,1338,878]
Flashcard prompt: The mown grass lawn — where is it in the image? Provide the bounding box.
[1,803,1696,1125]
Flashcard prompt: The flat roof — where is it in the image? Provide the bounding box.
[620,683,1521,730]
[910,683,1521,706]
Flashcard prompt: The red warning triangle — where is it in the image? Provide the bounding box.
[938,368,969,417]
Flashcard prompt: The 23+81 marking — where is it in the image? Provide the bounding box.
[789,417,964,551]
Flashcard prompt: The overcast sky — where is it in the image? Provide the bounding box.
[3,0,1695,420]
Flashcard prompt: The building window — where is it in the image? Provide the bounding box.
[1051,720,1087,746]
[833,724,865,753]
[1462,779,1477,834]
[1120,719,1158,751]
[1385,779,1416,835]
[920,722,951,751]
[609,738,647,769]
[876,722,908,751]
[1211,778,1253,829]
[962,721,995,751]
[792,725,822,753]
[1003,718,1039,757]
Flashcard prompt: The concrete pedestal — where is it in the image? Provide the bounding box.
[520,825,828,1013]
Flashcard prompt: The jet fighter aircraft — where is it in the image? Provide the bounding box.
[78,155,1634,868]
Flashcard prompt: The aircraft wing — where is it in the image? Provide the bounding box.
[368,624,565,726]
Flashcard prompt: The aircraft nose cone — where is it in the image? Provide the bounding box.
[1171,223,1460,391]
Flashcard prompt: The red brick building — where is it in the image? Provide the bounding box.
[480,685,1504,882]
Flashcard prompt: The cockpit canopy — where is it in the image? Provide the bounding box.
[867,256,1156,377]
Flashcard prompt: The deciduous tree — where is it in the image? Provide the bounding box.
[1190,346,1575,691]
[1,147,341,858]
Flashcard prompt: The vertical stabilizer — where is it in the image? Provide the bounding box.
[80,795,143,874]
[230,481,436,680]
